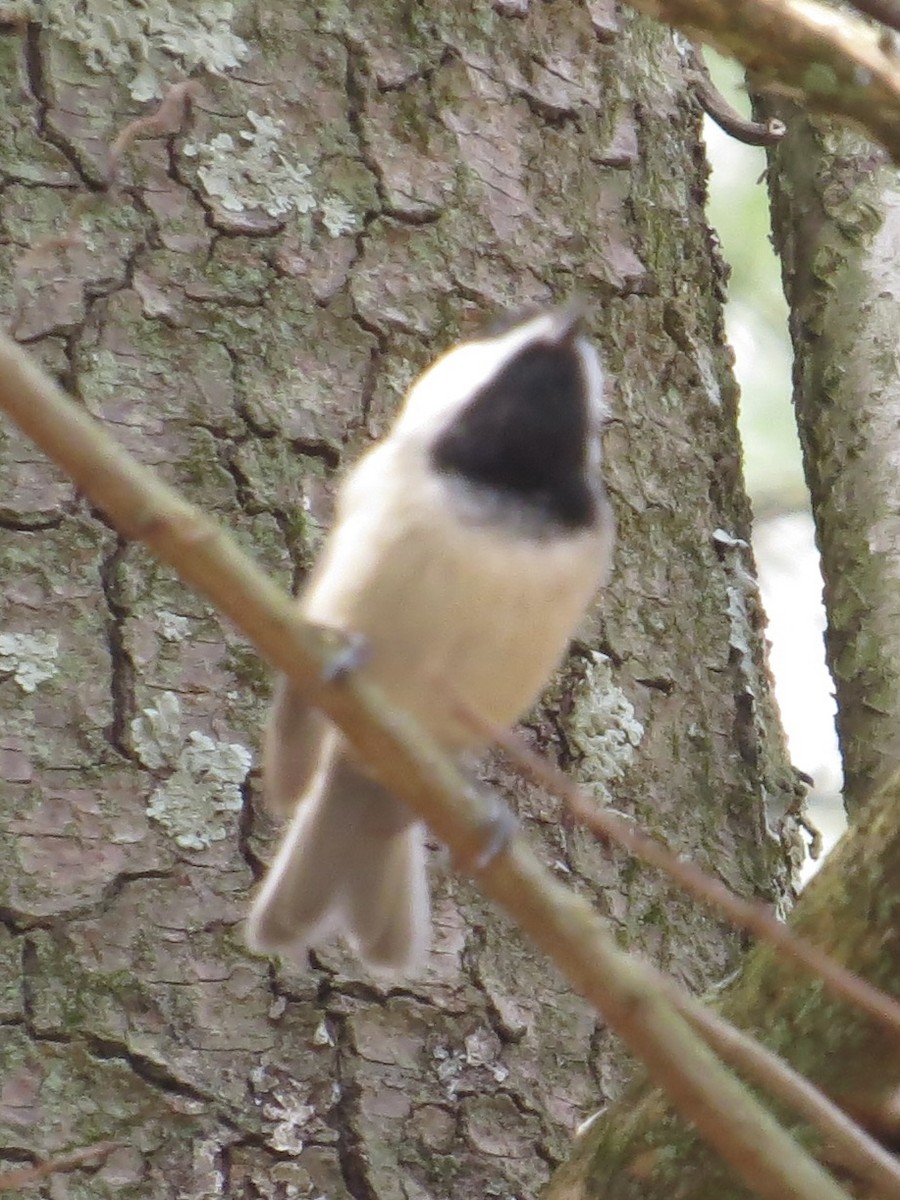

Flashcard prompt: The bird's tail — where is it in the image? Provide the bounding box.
[246,735,430,973]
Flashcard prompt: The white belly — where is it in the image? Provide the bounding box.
[300,442,610,749]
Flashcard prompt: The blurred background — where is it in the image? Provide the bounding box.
[702,53,846,879]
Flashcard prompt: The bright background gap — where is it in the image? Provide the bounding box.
[701,51,846,879]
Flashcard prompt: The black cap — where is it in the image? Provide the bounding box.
[430,307,601,531]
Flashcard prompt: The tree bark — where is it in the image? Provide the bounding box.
[0,6,798,1197]
[761,101,900,812]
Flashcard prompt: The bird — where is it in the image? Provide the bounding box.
[245,303,615,973]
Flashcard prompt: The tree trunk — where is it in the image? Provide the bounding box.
[761,100,900,813]
[0,6,798,1197]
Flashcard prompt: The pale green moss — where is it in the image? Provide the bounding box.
[0,631,59,691]
[157,610,191,641]
[249,1065,317,1155]
[131,689,184,769]
[320,194,360,237]
[132,691,252,849]
[184,114,315,218]
[38,0,250,100]
[714,528,758,691]
[570,652,644,801]
[183,111,362,236]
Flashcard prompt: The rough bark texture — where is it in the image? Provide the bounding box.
[1,5,798,1198]
[762,104,900,813]
[544,774,900,1200]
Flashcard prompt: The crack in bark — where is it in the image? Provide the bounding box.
[0,511,65,530]
[369,43,455,96]
[99,538,137,757]
[82,1031,216,1105]
[635,675,676,694]
[19,935,38,1029]
[237,773,266,886]
[168,139,288,240]
[21,23,106,191]
[501,1084,563,1171]
[0,907,65,935]
[98,868,174,906]
[343,30,448,225]
[343,33,405,225]
[330,1014,382,1200]
[20,962,241,1116]
[340,37,396,426]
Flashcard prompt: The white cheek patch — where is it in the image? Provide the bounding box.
[576,337,607,426]
[394,308,601,442]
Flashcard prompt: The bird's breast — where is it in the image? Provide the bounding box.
[301,455,608,748]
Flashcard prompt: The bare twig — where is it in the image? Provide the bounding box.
[463,696,900,1194]
[470,711,900,1042]
[0,332,858,1200]
[0,1141,120,1191]
[687,45,786,146]
[15,81,202,283]
[448,694,900,1194]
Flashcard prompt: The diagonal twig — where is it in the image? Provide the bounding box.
[671,994,900,1197]
[449,702,900,1196]
[468,711,900,1042]
[686,45,786,146]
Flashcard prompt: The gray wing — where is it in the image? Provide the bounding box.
[262,676,330,817]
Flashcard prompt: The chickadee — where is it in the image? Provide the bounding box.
[245,304,615,973]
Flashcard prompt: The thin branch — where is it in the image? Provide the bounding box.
[472,712,900,1042]
[107,80,202,182]
[452,699,900,1195]
[0,333,858,1200]
[687,45,786,146]
[624,0,900,162]
[14,82,201,284]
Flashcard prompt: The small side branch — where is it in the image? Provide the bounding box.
[624,0,900,161]
[688,46,786,146]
